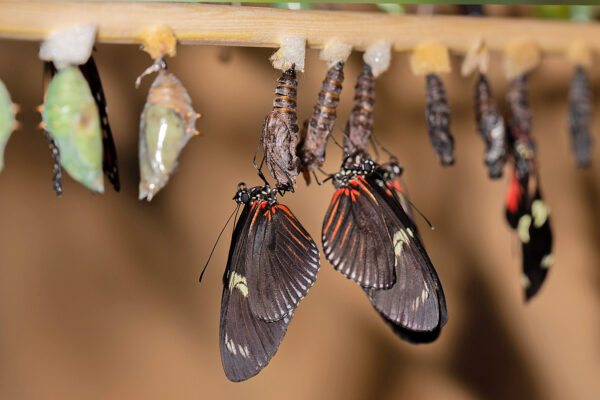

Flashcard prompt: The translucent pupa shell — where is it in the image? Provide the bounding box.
[138,69,199,201]
[0,79,16,172]
[42,66,103,192]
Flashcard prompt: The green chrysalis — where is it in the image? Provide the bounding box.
[42,66,103,192]
[139,69,199,201]
[0,79,16,173]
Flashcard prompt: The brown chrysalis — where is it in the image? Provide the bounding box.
[506,74,535,180]
[568,66,592,168]
[425,73,454,166]
[344,64,375,167]
[297,61,344,184]
[261,66,300,191]
[474,73,506,178]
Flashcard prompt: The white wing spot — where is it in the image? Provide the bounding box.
[228,271,248,297]
[517,215,532,243]
[541,253,554,269]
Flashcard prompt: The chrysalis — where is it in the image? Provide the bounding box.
[297,61,344,184]
[0,79,17,173]
[261,66,300,191]
[505,74,535,180]
[474,73,506,178]
[138,66,200,201]
[42,65,104,192]
[568,66,592,168]
[344,64,375,166]
[425,73,454,166]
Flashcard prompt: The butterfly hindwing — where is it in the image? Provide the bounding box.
[322,177,396,289]
[219,202,291,382]
[246,202,320,322]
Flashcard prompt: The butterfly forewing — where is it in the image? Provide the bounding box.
[219,202,292,382]
[246,203,320,322]
[322,178,396,289]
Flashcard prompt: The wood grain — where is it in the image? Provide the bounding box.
[0,1,599,55]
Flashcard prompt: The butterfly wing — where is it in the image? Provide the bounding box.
[219,202,292,382]
[365,175,447,332]
[80,56,120,192]
[246,203,320,322]
[322,177,396,289]
[522,188,553,300]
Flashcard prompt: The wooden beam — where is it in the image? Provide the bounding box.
[0,1,599,55]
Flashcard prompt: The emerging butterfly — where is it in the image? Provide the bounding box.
[322,159,447,338]
[220,183,320,381]
[504,75,553,301]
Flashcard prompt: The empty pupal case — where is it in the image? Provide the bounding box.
[0,79,16,172]
[138,69,199,201]
[42,66,103,192]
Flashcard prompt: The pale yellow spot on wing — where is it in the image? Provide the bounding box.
[531,199,549,228]
[228,271,248,297]
[517,215,532,243]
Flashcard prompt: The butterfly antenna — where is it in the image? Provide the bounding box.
[403,196,435,230]
[371,134,396,161]
[199,205,240,283]
[252,139,270,186]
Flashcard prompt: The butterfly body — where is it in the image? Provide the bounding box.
[220,184,319,381]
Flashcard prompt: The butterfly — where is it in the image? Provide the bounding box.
[220,183,320,381]
[322,159,447,338]
[505,168,553,300]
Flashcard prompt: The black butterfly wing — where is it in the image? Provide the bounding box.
[522,190,553,301]
[246,203,320,322]
[365,175,447,332]
[219,202,292,382]
[322,178,396,289]
[80,56,120,192]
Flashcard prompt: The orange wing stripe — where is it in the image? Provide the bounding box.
[323,191,343,234]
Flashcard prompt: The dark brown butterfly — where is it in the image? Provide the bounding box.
[474,73,506,178]
[322,159,447,335]
[220,183,319,381]
[568,66,592,168]
[505,168,553,300]
[297,61,344,184]
[425,73,454,166]
[261,66,300,191]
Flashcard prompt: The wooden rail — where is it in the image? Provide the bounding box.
[0,1,599,55]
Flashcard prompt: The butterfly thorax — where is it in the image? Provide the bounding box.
[234,183,278,207]
[332,159,375,189]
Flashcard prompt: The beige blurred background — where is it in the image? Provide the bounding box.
[1,19,600,399]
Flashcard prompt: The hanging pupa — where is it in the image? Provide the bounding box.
[39,24,104,193]
[568,66,592,168]
[41,66,103,192]
[0,79,17,173]
[462,40,506,178]
[566,42,593,168]
[343,63,375,166]
[297,61,344,184]
[260,65,300,191]
[138,62,200,200]
[410,43,455,166]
